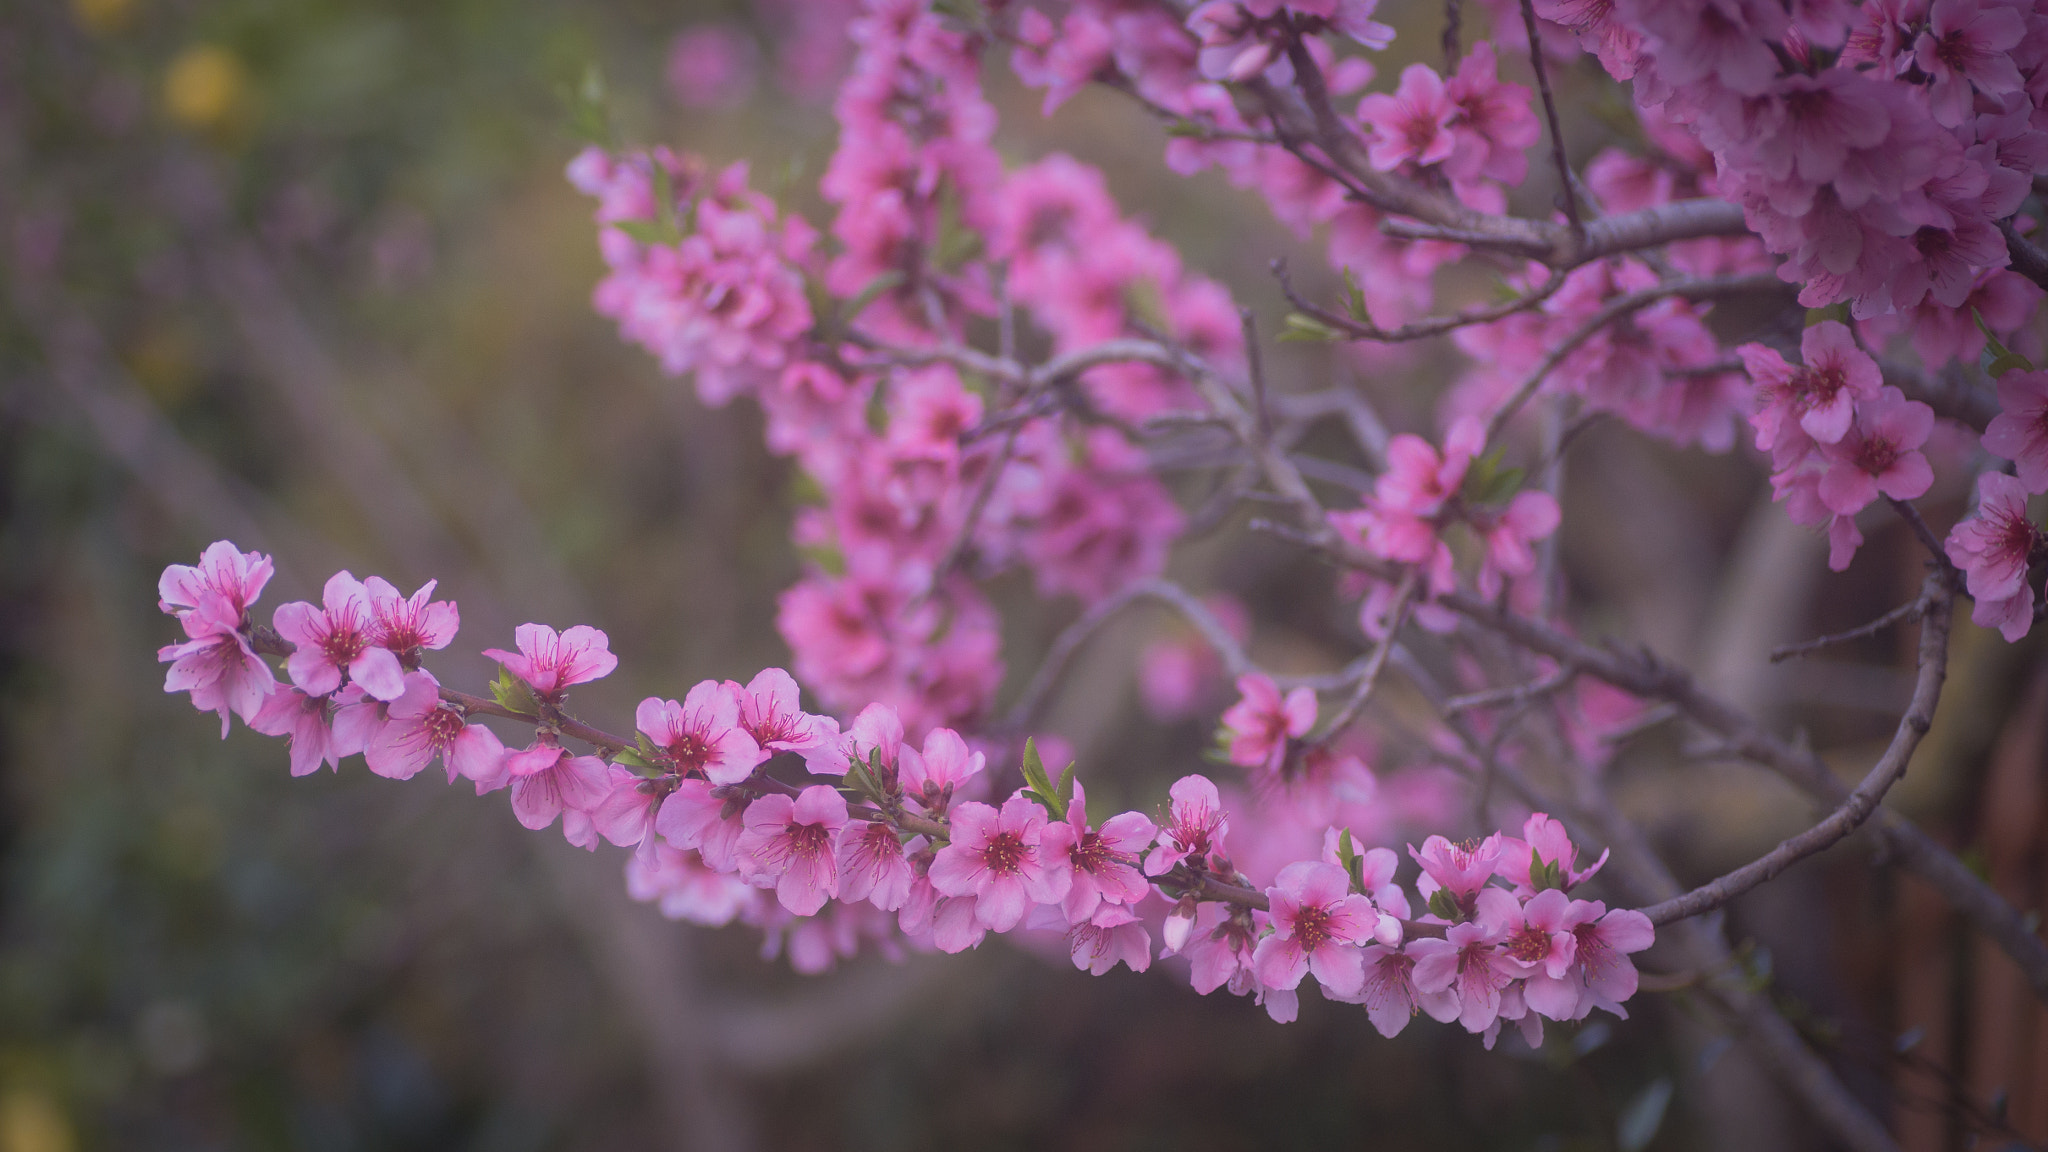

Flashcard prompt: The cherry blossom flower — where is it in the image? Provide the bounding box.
[159,540,273,634]
[834,820,914,910]
[504,738,610,832]
[1068,905,1153,975]
[656,777,747,871]
[1497,813,1609,896]
[736,785,849,916]
[730,667,845,774]
[364,577,459,659]
[160,621,275,736]
[248,685,341,778]
[1739,322,1882,455]
[1559,904,1656,1019]
[929,796,1069,931]
[1358,64,1460,172]
[1815,386,1935,515]
[1408,888,1523,1031]
[627,844,757,926]
[273,572,406,701]
[1039,781,1156,923]
[483,623,618,699]
[897,726,985,813]
[1219,672,1317,772]
[636,682,764,785]
[591,766,672,859]
[1946,472,2043,639]
[1410,833,1503,917]
[365,671,506,783]
[1914,0,2027,127]
[1252,860,1376,996]
[1985,370,2048,492]
[1471,491,1562,600]
[1145,774,1231,875]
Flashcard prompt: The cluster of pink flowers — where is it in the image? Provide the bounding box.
[1739,321,1936,572]
[158,543,1654,1033]
[1945,369,2048,637]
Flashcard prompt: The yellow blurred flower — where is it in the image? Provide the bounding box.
[69,0,135,35]
[0,1091,73,1152]
[164,45,244,130]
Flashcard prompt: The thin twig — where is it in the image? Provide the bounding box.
[1311,569,1416,745]
[1271,256,1563,343]
[1771,597,1929,663]
[1520,0,1580,234]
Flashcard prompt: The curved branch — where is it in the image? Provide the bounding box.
[1642,579,1952,925]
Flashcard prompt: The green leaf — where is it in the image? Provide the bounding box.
[1163,121,1209,138]
[839,271,905,329]
[1055,761,1077,810]
[557,62,613,147]
[1617,1078,1673,1152]
[1337,828,1365,892]
[1427,887,1463,922]
[1020,738,1055,801]
[1277,312,1344,343]
[610,218,673,246]
[491,667,538,716]
[1340,268,1368,323]
[1531,855,1565,893]
[1976,308,2034,375]
[1804,302,1849,328]
[613,748,654,772]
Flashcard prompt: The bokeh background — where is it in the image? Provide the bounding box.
[4,0,2048,1149]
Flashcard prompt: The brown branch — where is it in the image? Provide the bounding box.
[1519,0,1581,234]
[1272,257,1563,343]
[1999,217,2048,292]
[1642,579,1952,925]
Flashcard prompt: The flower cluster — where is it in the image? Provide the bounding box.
[159,543,1653,1033]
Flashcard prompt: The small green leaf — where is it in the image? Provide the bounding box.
[1341,268,1368,323]
[839,271,905,329]
[1804,302,1849,328]
[491,667,538,716]
[1164,121,1209,138]
[610,218,673,246]
[1278,312,1344,342]
[613,748,654,772]
[1020,738,1055,801]
[1976,308,2034,375]
[1337,828,1365,892]
[1427,887,1463,922]
[1055,761,1077,810]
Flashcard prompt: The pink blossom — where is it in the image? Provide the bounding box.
[628,844,757,926]
[834,820,914,910]
[159,622,275,736]
[1039,781,1157,923]
[1345,945,1440,1037]
[655,777,746,871]
[1442,43,1539,187]
[592,766,671,858]
[1914,0,2027,127]
[1741,322,1883,455]
[732,667,846,774]
[928,796,1068,932]
[1358,65,1460,172]
[666,25,758,110]
[483,623,618,699]
[1560,904,1656,1018]
[1946,472,2042,639]
[1471,490,1562,600]
[1219,672,1317,772]
[1497,812,1608,896]
[1409,833,1503,916]
[1408,888,1523,1031]
[1493,888,1581,980]
[636,681,764,785]
[1173,902,1260,995]
[1252,861,1377,996]
[1985,370,2048,492]
[273,572,406,701]
[1144,774,1231,875]
[365,671,506,783]
[504,739,611,832]
[897,726,984,812]
[736,786,849,916]
[1068,904,1154,975]
[1815,386,1936,515]
[248,685,340,778]
[837,701,905,781]
[360,580,458,663]
[1375,418,1483,516]
[158,540,273,633]
[1970,587,2037,642]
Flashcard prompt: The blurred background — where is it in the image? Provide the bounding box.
[3,0,2047,1149]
